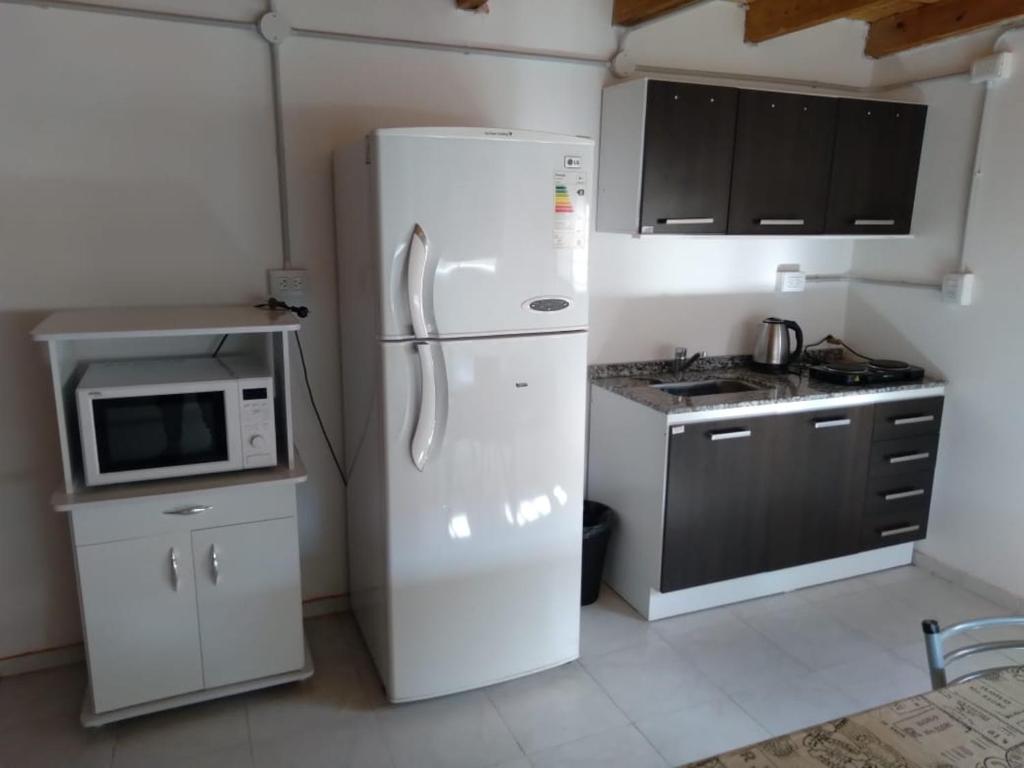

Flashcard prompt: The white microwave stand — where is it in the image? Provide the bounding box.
[31,306,313,726]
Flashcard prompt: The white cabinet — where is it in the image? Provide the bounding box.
[76,531,205,713]
[70,482,310,721]
[192,518,304,689]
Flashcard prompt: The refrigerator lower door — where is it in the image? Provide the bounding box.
[380,332,587,702]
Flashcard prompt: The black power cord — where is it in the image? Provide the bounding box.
[259,297,348,487]
[804,334,873,361]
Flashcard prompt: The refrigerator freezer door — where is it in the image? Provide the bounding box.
[374,129,592,339]
[381,332,587,701]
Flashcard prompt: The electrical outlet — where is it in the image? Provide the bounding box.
[267,269,308,306]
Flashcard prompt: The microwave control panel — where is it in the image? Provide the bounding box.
[240,382,277,468]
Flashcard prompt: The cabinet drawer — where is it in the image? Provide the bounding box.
[71,483,296,546]
[873,397,943,441]
[861,510,929,550]
[869,435,939,478]
[864,472,933,519]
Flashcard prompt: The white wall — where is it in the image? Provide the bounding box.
[844,30,1024,599]
[2,0,979,660]
[0,3,281,660]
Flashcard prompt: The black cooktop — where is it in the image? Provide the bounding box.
[807,358,926,386]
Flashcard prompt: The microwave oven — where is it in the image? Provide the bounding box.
[76,356,277,487]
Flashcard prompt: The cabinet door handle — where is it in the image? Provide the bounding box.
[709,429,752,441]
[758,219,805,226]
[884,488,926,501]
[888,451,931,465]
[210,545,221,586]
[854,219,897,227]
[164,505,212,516]
[170,548,180,592]
[814,418,851,429]
[880,524,922,538]
[659,218,714,225]
[891,414,935,426]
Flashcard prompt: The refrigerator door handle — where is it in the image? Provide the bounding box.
[407,224,431,338]
[411,343,446,470]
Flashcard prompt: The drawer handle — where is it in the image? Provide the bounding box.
[854,219,897,227]
[890,415,935,426]
[164,505,212,516]
[210,545,221,586]
[659,218,715,225]
[884,488,926,501]
[169,548,180,592]
[880,524,922,538]
[814,418,851,429]
[888,451,931,465]
[709,429,752,441]
[758,219,806,226]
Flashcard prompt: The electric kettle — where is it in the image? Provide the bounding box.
[752,317,803,369]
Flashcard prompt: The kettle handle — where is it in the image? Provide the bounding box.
[785,320,804,360]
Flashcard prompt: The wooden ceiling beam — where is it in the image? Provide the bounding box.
[866,0,1024,57]
[745,0,889,43]
[612,0,706,27]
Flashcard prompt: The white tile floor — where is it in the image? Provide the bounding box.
[1,565,1019,768]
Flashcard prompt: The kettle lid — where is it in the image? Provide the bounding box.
[763,317,784,324]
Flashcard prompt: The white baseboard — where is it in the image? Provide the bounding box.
[0,643,85,677]
[2,595,350,678]
[646,544,914,620]
[913,549,1024,613]
[302,594,350,618]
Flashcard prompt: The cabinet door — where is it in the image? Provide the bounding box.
[77,532,204,713]
[768,408,873,571]
[661,417,777,592]
[640,81,738,235]
[192,517,304,688]
[728,90,838,235]
[825,99,927,235]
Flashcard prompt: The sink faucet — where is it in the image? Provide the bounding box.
[673,347,706,379]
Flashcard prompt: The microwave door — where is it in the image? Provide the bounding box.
[78,382,243,486]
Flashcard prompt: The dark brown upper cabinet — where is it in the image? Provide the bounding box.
[596,78,927,237]
[825,99,928,235]
[728,90,838,235]
[639,81,738,235]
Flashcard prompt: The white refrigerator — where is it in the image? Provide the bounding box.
[335,128,593,702]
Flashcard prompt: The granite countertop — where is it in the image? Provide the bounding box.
[590,353,946,417]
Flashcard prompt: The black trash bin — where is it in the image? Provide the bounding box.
[581,501,614,606]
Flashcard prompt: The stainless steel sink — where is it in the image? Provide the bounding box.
[652,379,761,397]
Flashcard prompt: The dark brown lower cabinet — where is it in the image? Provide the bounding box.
[767,408,873,571]
[661,417,777,592]
[661,399,941,593]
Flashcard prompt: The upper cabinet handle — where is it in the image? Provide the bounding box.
[407,224,431,338]
[854,219,897,227]
[889,452,931,465]
[758,219,806,226]
[709,429,752,441]
[891,414,935,426]
[659,218,714,225]
[163,505,211,516]
[814,418,851,429]
[884,488,926,501]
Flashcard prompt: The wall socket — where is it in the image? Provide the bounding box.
[267,269,308,306]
